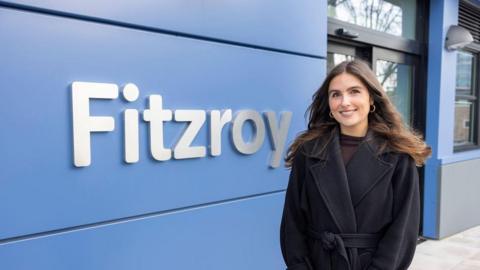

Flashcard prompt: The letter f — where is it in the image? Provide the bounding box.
[72,82,118,167]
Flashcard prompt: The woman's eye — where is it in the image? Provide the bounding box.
[331,92,339,98]
[351,89,360,94]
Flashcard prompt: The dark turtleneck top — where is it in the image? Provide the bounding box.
[340,133,365,166]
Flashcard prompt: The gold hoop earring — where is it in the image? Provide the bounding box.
[329,111,334,118]
[370,104,376,113]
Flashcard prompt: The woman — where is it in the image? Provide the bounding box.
[280,59,431,270]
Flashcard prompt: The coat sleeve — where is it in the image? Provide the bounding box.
[367,154,420,270]
[280,150,313,270]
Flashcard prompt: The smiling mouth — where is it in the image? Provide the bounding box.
[339,109,357,115]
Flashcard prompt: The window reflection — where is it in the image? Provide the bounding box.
[328,0,416,39]
[454,50,477,147]
[376,60,413,122]
[454,101,474,146]
[456,51,474,94]
[327,53,354,72]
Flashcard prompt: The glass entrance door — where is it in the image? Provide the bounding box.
[327,42,356,71]
[373,47,417,124]
[327,41,370,71]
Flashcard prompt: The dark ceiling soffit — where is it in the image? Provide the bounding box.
[327,18,422,55]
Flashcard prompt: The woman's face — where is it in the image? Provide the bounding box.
[328,72,372,137]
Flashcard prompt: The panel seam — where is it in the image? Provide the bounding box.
[0,1,325,60]
[0,189,287,245]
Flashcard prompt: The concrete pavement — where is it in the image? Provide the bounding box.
[410,225,480,270]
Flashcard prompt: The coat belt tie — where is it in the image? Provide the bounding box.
[307,228,381,270]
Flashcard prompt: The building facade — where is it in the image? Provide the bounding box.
[0,0,479,269]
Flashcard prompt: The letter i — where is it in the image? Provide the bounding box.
[123,83,140,163]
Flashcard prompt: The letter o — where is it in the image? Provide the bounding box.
[232,110,265,154]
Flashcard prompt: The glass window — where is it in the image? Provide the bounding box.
[454,50,478,149]
[376,59,413,123]
[456,51,475,95]
[327,0,417,39]
[454,100,475,146]
[327,52,354,72]
[455,0,480,151]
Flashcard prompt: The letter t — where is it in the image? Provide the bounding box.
[143,95,173,161]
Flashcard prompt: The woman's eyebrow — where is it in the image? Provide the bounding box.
[347,85,363,90]
[328,86,362,93]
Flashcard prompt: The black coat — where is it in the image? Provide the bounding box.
[280,128,420,270]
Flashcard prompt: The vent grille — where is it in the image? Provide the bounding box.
[459,1,480,43]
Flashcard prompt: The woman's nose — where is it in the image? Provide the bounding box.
[341,95,351,106]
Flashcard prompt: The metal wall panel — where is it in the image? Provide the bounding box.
[0,193,286,270]
[0,7,325,243]
[0,0,327,56]
[439,159,480,238]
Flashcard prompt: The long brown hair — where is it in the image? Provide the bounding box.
[285,59,431,167]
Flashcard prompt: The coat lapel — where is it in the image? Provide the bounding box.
[305,127,394,233]
[308,128,357,233]
[345,133,394,207]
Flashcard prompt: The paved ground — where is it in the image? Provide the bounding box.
[410,225,480,270]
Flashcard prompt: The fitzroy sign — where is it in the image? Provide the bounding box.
[72,82,293,168]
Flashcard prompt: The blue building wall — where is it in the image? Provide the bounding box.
[423,0,457,239]
[0,1,327,269]
[425,0,480,239]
